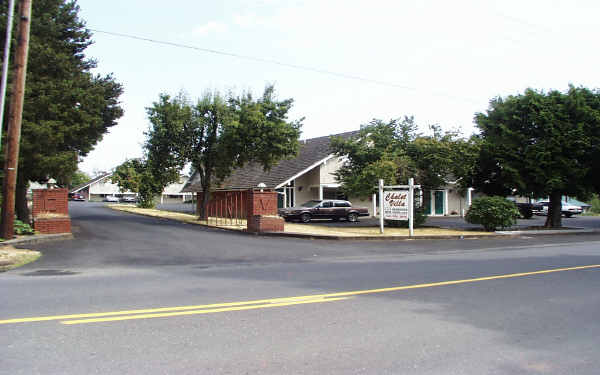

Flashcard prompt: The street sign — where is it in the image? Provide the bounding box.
[377,178,420,236]
[383,190,409,220]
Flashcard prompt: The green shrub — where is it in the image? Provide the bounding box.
[465,196,520,231]
[384,203,428,228]
[14,219,35,235]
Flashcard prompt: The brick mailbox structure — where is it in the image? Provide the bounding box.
[32,188,71,234]
[246,189,284,233]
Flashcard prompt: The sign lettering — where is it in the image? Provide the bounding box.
[383,190,408,220]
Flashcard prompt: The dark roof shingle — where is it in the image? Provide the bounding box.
[70,172,112,193]
[182,130,358,192]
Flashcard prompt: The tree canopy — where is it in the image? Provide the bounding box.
[111,158,175,208]
[473,86,600,227]
[68,169,90,190]
[330,117,478,199]
[0,0,123,220]
[142,85,302,216]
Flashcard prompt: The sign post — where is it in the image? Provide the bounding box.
[408,178,414,237]
[379,179,384,234]
[377,178,420,237]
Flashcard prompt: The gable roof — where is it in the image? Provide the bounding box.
[70,172,112,193]
[181,130,358,192]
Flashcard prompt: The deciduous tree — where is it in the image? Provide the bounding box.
[111,159,174,208]
[144,86,302,217]
[331,117,476,199]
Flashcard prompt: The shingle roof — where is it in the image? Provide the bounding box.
[70,172,112,193]
[182,130,358,192]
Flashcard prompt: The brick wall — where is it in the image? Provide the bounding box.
[247,215,284,233]
[246,190,278,217]
[196,191,248,218]
[193,189,284,232]
[32,188,69,217]
[33,217,71,234]
[32,188,71,234]
[246,190,284,233]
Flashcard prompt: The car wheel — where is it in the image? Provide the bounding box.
[301,213,311,223]
[564,213,573,218]
[347,213,358,222]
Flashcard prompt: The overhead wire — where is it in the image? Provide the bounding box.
[88,28,480,105]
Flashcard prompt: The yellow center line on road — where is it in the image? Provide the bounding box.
[61,297,352,325]
[0,295,335,324]
[1,264,599,326]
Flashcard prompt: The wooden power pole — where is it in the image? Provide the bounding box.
[1,0,32,239]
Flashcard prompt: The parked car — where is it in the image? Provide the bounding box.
[104,195,120,203]
[278,199,369,223]
[120,196,137,203]
[68,192,85,201]
[535,201,583,218]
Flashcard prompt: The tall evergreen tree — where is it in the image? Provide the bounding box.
[0,0,123,220]
[474,86,600,228]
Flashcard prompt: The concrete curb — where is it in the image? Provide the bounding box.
[199,225,600,241]
[496,229,600,236]
[1,233,73,246]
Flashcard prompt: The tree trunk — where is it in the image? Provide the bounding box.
[544,191,562,228]
[198,188,211,220]
[196,169,212,219]
[15,179,30,224]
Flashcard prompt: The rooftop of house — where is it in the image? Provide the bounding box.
[70,172,113,193]
[182,130,359,192]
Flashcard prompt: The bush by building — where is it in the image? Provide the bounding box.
[465,196,520,231]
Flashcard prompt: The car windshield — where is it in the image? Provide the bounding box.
[300,200,322,208]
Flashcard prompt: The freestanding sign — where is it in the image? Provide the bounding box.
[383,190,409,220]
[378,178,420,236]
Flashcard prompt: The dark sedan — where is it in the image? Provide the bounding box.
[68,192,85,201]
[278,199,369,223]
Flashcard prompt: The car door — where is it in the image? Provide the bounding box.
[333,201,350,219]
[318,201,335,219]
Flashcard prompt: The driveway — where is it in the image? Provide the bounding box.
[13,203,598,272]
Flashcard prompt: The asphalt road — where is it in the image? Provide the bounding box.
[1,202,600,374]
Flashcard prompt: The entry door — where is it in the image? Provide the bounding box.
[423,192,431,215]
[434,191,444,215]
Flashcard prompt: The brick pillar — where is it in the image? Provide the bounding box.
[32,188,69,217]
[246,189,284,233]
[32,188,71,234]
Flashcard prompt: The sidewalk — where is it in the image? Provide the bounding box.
[109,204,600,240]
[110,205,503,239]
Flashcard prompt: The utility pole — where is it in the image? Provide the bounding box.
[0,0,17,150]
[1,0,32,239]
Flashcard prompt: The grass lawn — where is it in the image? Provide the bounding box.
[0,246,41,271]
[109,204,493,237]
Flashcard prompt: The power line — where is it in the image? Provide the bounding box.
[89,28,480,105]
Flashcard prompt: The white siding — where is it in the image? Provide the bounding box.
[319,156,344,184]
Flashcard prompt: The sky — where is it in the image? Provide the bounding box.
[75,0,600,176]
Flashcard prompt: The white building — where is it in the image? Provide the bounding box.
[70,173,193,203]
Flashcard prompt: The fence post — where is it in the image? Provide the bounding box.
[379,179,384,234]
[408,178,414,237]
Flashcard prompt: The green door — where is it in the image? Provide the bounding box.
[423,191,431,215]
[434,191,444,215]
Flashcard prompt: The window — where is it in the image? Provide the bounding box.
[322,201,333,208]
[334,201,350,208]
